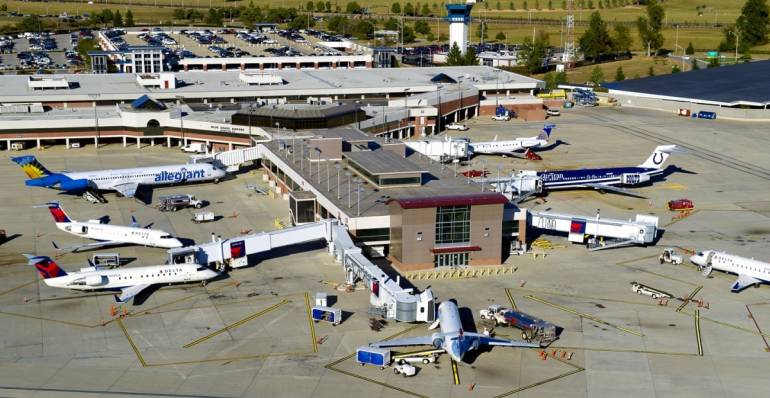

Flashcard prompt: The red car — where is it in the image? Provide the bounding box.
[461,169,489,178]
[668,199,694,211]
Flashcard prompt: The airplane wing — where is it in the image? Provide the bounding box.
[115,284,151,303]
[464,332,542,348]
[53,240,124,253]
[369,335,435,348]
[583,183,647,198]
[730,274,762,292]
[111,182,139,198]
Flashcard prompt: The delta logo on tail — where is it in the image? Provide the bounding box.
[29,256,68,279]
[46,202,71,223]
[11,156,52,179]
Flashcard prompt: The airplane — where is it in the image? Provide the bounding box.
[489,144,684,197]
[41,201,183,252]
[25,254,219,303]
[369,300,540,363]
[468,124,554,157]
[689,250,770,292]
[11,155,227,198]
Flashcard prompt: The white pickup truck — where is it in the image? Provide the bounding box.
[630,281,673,299]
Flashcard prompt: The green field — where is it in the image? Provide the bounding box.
[0,0,748,54]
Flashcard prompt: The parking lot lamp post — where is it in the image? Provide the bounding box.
[88,93,100,149]
[335,163,341,197]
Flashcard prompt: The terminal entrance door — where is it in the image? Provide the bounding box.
[433,252,469,268]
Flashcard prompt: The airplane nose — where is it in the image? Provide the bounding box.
[689,255,704,265]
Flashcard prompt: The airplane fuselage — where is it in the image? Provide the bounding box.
[27,163,226,193]
[690,250,770,291]
[56,222,183,249]
[538,166,661,189]
[470,138,547,155]
[436,301,479,363]
[42,263,218,291]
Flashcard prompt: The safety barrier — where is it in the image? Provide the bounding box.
[403,265,516,280]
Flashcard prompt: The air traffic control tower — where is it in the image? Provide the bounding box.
[446,3,474,54]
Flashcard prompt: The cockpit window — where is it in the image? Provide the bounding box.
[160,235,172,239]
[697,252,703,256]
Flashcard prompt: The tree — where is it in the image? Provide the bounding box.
[496,31,506,41]
[523,1,528,10]
[520,32,549,73]
[648,66,655,76]
[346,2,362,14]
[614,66,625,81]
[206,8,222,26]
[554,71,568,86]
[125,10,134,27]
[16,14,42,32]
[306,1,314,12]
[543,72,556,89]
[351,20,375,38]
[327,15,348,34]
[422,3,431,15]
[113,10,123,27]
[579,11,612,60]
[384,18,399,30]
[636,0,665,56]
[692,59,700,70]
[446,42,464,65]
[736,0,770,47]
[325,1,332,13]
[317,1,326,12]
[612,24,632,54]
[476,21,488,40]
[589,66,604,85]
[414,20,431,35]
[464,46,479,65]
[188,9,203,22]
[174,8,186,20]
[708,57,720,68]
[671,64,681,73]
[685,41,695,55]
[404,2,415,15]
[402,25,416,43]
[288,15,315,30]
[510,2,515,10]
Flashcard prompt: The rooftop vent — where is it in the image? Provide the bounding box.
[239,72,285,86]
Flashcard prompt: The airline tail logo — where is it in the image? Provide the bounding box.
[536,124,555,141]
[46,202,71,223]
[639,145,681,169]
[11,156,51,179]
[27,255,67,279]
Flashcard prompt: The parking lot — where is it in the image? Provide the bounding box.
[0,32,76,70]
[1,107,770,397]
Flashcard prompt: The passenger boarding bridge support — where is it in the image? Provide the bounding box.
[167,219,435,323]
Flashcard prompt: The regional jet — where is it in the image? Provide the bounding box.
[369,300,540,363]
[468,124,554,157]
[41,201,183,252]
[25,254,219,303]
[12,155,226,198]
[690,250,770,292]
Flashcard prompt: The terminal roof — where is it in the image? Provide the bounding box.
[388,193,509,209]
[344,150,426,175]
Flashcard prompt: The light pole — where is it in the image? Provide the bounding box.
[354,178,362,216]
[479,159,487,192]
[335,163,342,198]
[346,172,353,208]
[326,158,331,191]
[315,148,322,183]
[89,93,100,149]
[175,95,185,146]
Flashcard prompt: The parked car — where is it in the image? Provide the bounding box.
[446,123,468,131]
[546,108,561,116]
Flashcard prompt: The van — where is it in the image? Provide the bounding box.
[10,142,25,151]
[70,141,81,148]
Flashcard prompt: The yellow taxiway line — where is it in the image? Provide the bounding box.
[505,288,518,310]
[450,359,461,385]
[525,295,643,337]
[117,317,148,367]
[694,309,703,356]
[676,285,703,312]
[183,299,289,348]
[304,292,318,353]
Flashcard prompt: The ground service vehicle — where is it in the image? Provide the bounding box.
[181,142,208,153]
[546,108,561,116]
[630,281,672,299]
[480,304,558,343]
[157,194,204,212]
[660,248,683,265]
[192,211,215,223]
[311,306,341,325]
[393,363,416,377]
[668,199,694,211]
[356,346,390,368]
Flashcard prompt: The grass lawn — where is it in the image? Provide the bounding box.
[534,56,693,84]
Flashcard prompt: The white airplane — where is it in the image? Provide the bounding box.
[369,300,540,363]
[690,250,770,292]
[40,201,183,252]
[12,155,226,198]
[468,124,554,156]
[25,254,219,303]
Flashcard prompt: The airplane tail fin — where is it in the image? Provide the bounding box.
[130,215,139,228]
[43,201,72,223]
[536,124,555,141]
[24,254,67,279]
[639,145,683,169]
[11,155,52,179]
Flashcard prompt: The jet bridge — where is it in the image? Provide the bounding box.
[529,210,659,250]
[167,219,435,323]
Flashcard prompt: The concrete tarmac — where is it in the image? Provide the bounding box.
[1,106,769,397]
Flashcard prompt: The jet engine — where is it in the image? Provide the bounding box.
[620,173,650,185]
[432,333,444,349]
[85,275,108,286]
[59,179,91,191]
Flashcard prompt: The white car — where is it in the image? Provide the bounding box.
[446,123,469,131]
[397,355,437,365]
[546,108,561,116]
[393,363,416,377]
[492,114,510,121]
